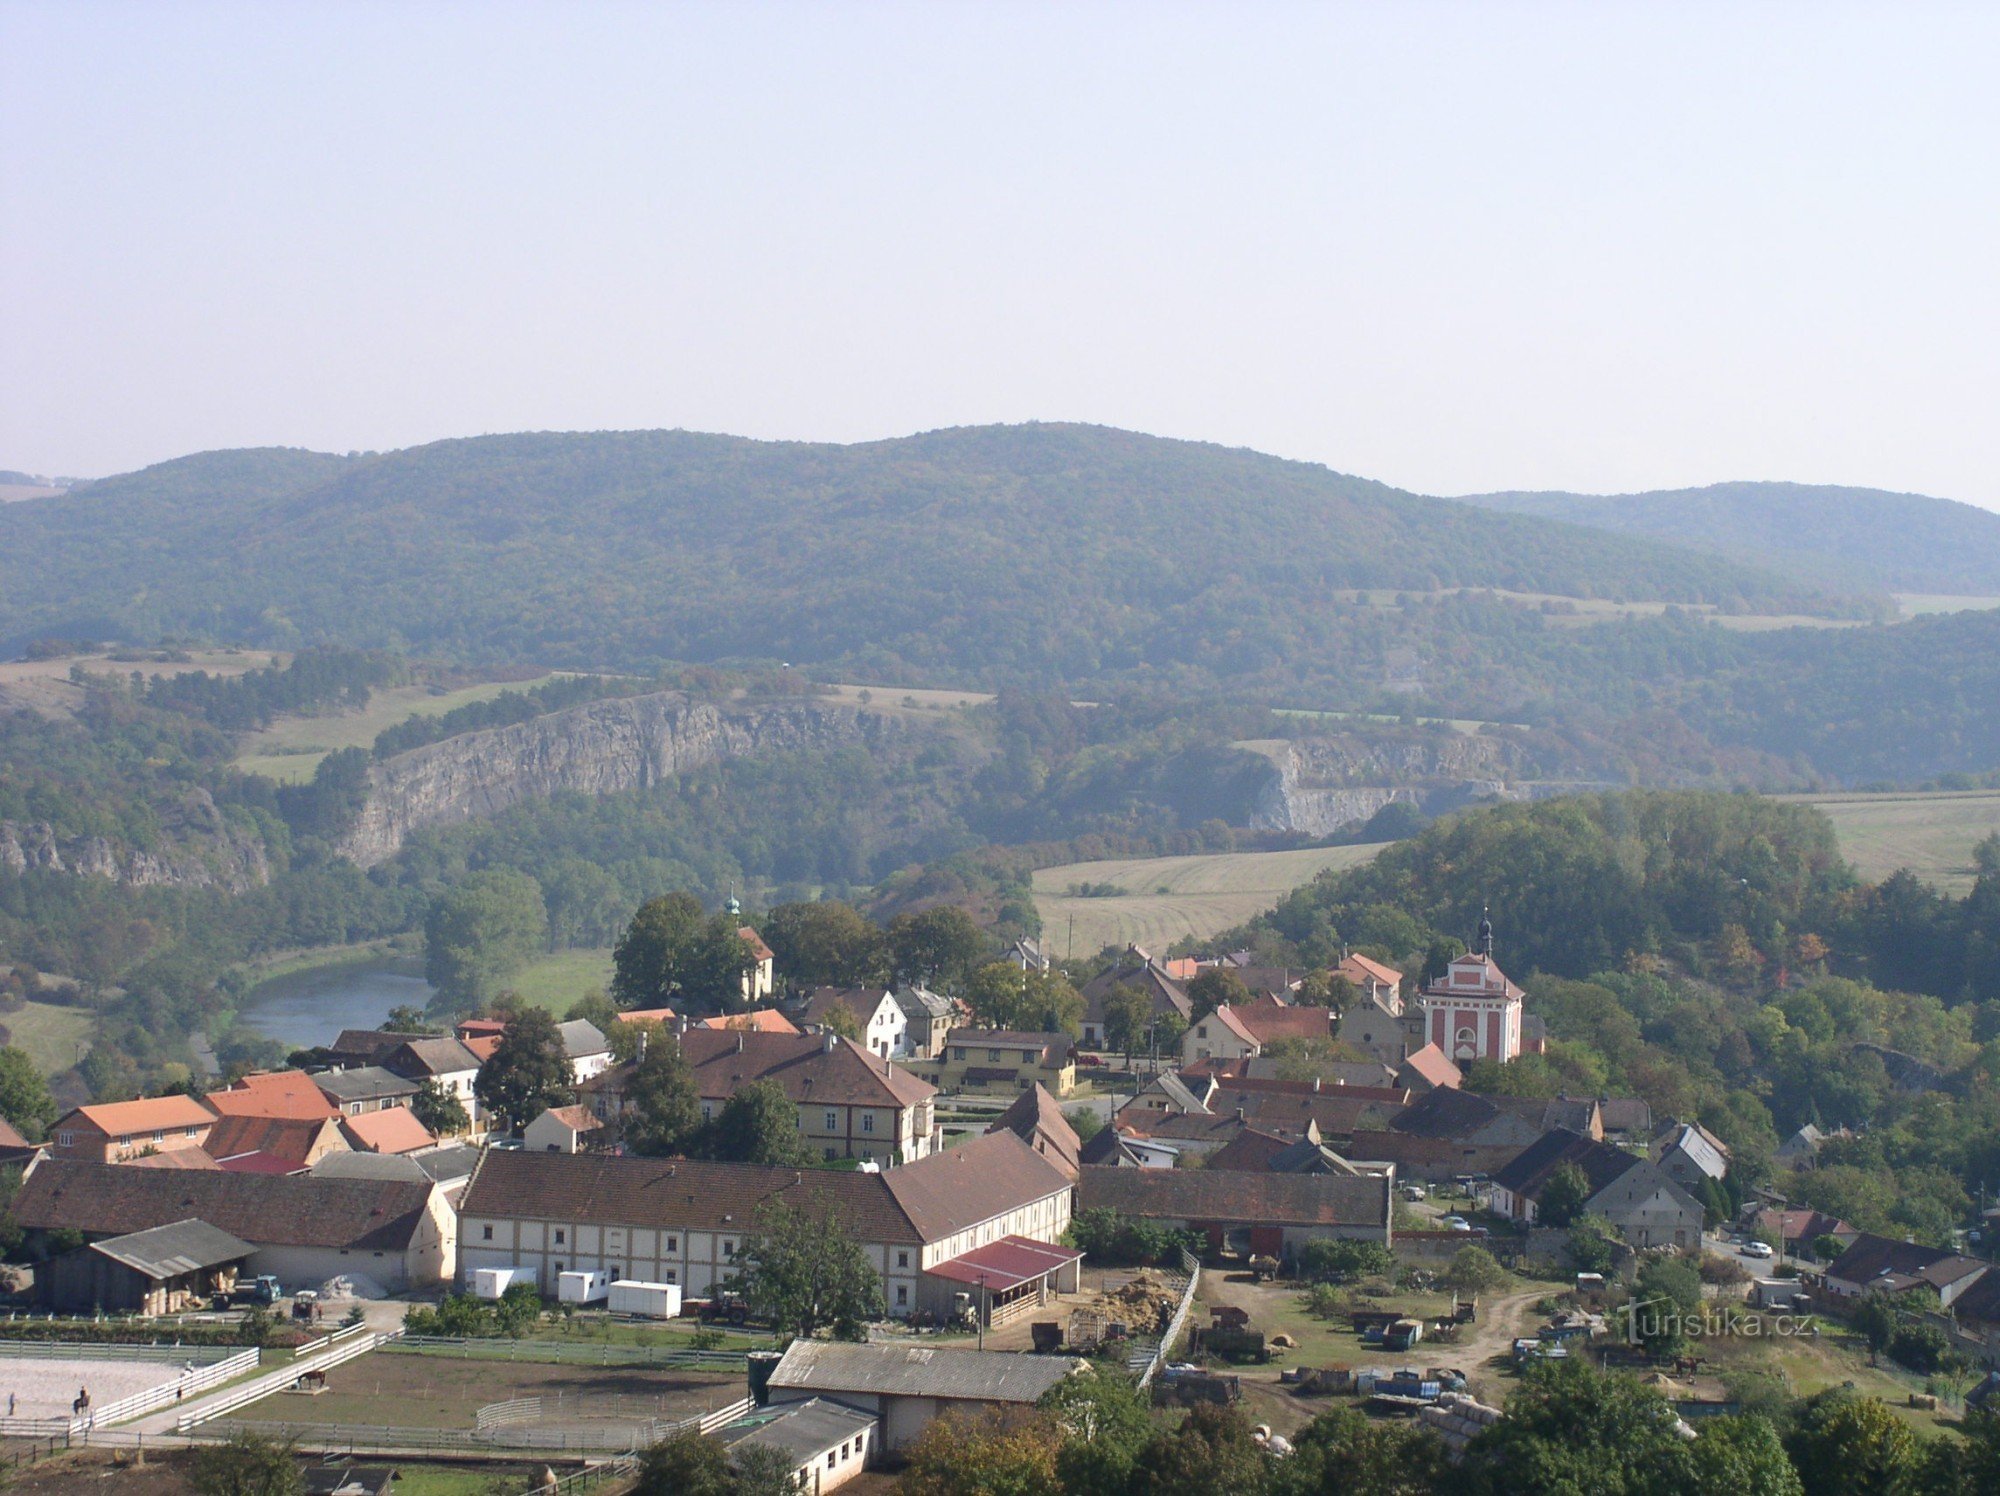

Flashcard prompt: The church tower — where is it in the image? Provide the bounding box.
[1417,909,1525,1065]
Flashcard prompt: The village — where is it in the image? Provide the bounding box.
[0,920,1989,1495]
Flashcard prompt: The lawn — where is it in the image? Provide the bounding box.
[0,1000,96,1074]
[501,949,616,1013]
[389,1466,540,1496]
[1781,790,2000,894]
[231,675,564,783]
[1031,846,1385,958]
[1701,1322,1961,1435]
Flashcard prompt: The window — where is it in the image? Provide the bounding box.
[554,1229,566,1245]
[824,1110,838,1130]
[824,1147,837,1160]
[56,1131,74,1148]
[896,1250,909,1269]
[185,1126,199,1137]
[152,1130,164,1143]
[1196,1025,1207,1038]
[723,1239,736,1257]
[700,1102,713,1122]
[666,1236,678,1253]
[953,1047,967,1060]
[482,1225,494,1241]
[610,1266,620,1278]
[664,1269,677,1284]
[896,1285,908,1305]
[555,1262,564,1274]
[827,1453,837,1470]
[861,1113,875,1134]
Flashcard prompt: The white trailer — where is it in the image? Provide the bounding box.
[558,1269,612,1305]
[473,1265,539,1300]
[607,1279,682,1319]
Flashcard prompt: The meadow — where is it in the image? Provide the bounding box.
[1030,844,1386,958]
[231,674,559,782]
[1787,790,2000,894]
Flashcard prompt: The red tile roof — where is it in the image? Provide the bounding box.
[206,1071,339,1121]
[341,1106,437,1155]
[537,1105,603,1133]
[698,1009,801,1034]
[738,927,775,963]
[203,1114,341,1166]
[1339,953,1404,989]
[63,1095,215,1139]
[1397,1044,1463,1090]
[615,1008,678,1025]
[678,1029,936,1109]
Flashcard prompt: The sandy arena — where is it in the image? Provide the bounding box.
[0,1356,202,1421]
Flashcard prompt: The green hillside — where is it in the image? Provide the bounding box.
[0,425,1843,685]
[1458,480,2000,595]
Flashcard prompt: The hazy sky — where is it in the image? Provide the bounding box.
[4,1,1998,508]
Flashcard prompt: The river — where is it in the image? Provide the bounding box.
[239,957,434,1050]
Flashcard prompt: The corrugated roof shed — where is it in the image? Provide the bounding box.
[89,1218,254,1279]
[767,1340,1080,1402]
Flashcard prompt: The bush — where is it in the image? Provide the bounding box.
[1442,1244,1509,1294]
[1888,1321,1953,1375]
[1295,1239,1395,1284]
[1304,1283,1347,1320]
[1067,1207,1195,1266]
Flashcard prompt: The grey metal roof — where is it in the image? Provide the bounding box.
[767,1341,1079,1403]
[722,1397,877,1465]
[312,1066,418,1102]
[88,1217,254,1279]
[558,1019,609,1058]
[893,984,955,1021]
[310,1152,428,1182]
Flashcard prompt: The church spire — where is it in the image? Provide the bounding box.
[1477,905,1494,959]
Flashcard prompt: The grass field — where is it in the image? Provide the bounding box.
[1784,790,2000,894]
[1894,593,2000,617]
[1030,845,1385,958]
[232,675,562,783]
[503,948,616,1012]
[0,1000,94,1074]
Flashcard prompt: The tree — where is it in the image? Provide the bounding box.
[410,1078,469,1137]
[1038,1366,1154,1495]
[1271,1405,1450,1496]
[472,1006,574,1132]
[1629,1255,1704,1358]
[816,1001,863,1041]
[1685,1413,1803,1495]
[0,1048,56,1140]
[1537,1160,1594,1228]
[1065,1104,1104,1142]
[1442,1243,1509,1295]
[1186,969,1252,1021]
[887,905,989,990]
[633,1427,732,1496]
[381,1006,439,1035]
[1850,1292,1898,1356]
[899,1407,1063,1496]
[761,900,888,990]
[423,870,548,1011]
[731,1196,882,1342]
[1130,1402,1269,1496]
[1567,1215,1619,1275]
[1100,984,1154,1059]
[613,894,754,1015]
[1462,1360,1696,1494]
[1296,1238,1395,1283]
[965,963,1083,1035]
[621,1032,702,1157]
[565,990,622,1032]
[189,1431,305,1496]
[708,1079,810,1166]
[1782,1388,1915,1496]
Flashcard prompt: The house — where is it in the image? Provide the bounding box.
[1337,986,1416,1065]
[763,1341,1079,1454]
[0,1118,41,1173]
[1180,1003,1334,1065]
[1344,1082,1546,1183]
[205,1071,339,1122]
[1079,1165,1394,1257]
[557,1020,613,1084]
[313,1067,420,1117]
[1204,1121,1368,1177]
[1000,938,1051,973]
[985,1083,1081,1179]
[1077,950,1191,1050]
[203,1114,349,1174]
[697,1009,801,1036]
[376,1037,485,1123]
[1394,1044,1463,1092]
[739,926,776,1004]
[48,1097,215,1164]
[918,1030,1076,1097]
[339,1106,436,1156]
[1654,1121,1731,1193]
[1490,1129,1703,1250]
[613,1008,681,1027]
[40,1218,255,1316]
[800,988,908,1058]
[325,1029,432,1067]
[583,1030,940,1163]
[1822,1233,1991,1304]
[1775,1123,1849,1170]
[892,985,958,1061]
[11,1160,456,1291]
[1750,1207,1857,1257]
[1596,1097,1654,1145]
[523,1104,604,1155]
[457,1130,1074,1320]
[720,1398,880,1492]
[1118,1072,1408,1153]
[1185,1054,1399,1089]
[1337,952,1405,1010]
[1417,926,1526,1066]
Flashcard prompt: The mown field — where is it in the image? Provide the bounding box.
[505,948,616,1012]
[1030,845,1385,958]
[0,999,95,1074]
[1787,790,2000,894]
[232,674,559,782]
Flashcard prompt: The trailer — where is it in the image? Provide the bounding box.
[608,1279,682,1319]
[473,1266,539,1300]
[558,1269,613,1305]
[1384,1318,1424,1352]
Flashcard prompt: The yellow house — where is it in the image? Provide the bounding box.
[917,1030,1076,1098]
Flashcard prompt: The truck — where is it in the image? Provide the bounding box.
[607,1280,682,1319]
[473,1266,539,1300]
[212,1275,283,1310]
[558,1270,612,1305]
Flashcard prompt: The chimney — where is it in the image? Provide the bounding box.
[637,1030,648,1060]
[737,1033,747,1054]
[824,1033,837,1054]
[1312,1077,1322,1093]
[1234,1107,1245,1122]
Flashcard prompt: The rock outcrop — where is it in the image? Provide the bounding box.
[1244,732,1530,836]
[337,691,916,866]
[1,789,270,892]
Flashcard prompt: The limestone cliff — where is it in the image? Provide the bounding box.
[0,789,270,892]
[1243,732,1530,836]
[337,691,917,866]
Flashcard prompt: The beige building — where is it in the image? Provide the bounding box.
[915,1030,1075,1097]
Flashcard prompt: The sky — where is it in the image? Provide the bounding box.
[3,1,1998,508]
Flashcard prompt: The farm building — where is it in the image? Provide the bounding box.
[1078,1165,1393,1257]
[205,1070,340,1121]
[203,1114,348,1173]
[11,1160,455,1290]
[40,1218,254,1315]
[764,1341,1080,1453]
[523,1105,604,1154]
[720,1397,879,1492]
[1490,1129,1703,1249]
[457,1130,1073,1320]
[48,1096,215,1164]
[340,1105,437,1156]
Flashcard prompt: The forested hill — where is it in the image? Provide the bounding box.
[1458,481,2000,595]
[0,425,1842,685]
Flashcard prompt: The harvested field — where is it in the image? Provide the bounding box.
[232,675,563,784]
[1032,846,1384,957]
[1782,789,2000,893]
[229,1351,743,1431]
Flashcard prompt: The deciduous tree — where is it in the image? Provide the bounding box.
[621,1031,702,1157]
[424,870,548,1010]
[731,1196,882,1342]
[472,1006,573,1132]
[709,1078,810,1166]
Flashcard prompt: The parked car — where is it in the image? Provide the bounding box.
[1442,1215,1473,1232]
[1743,1240,1776,1259]
[1076,1054,1106,1069]
[1401,1184,1427,1202]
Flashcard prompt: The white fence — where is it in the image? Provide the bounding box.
[0,1345,261,1437]
[476,1397,543,1430]
[1136,1249,1203,1389]
[0,1341,241,1364]
[175,1328,400,1431]
[292,1320,373,1359]
[91,1347,262,1428]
